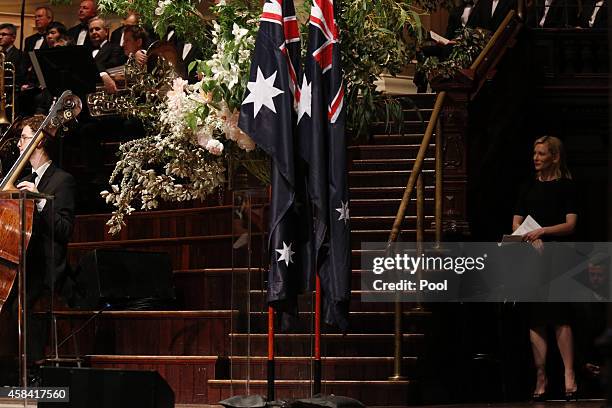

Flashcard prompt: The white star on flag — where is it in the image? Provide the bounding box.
[297,74,311,123]
[336,200,350,224]
[275,241,295,266]
[242,67,284,118]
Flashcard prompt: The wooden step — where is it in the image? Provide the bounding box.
[369,121,428,134]
[349,185,435,200]
[246,290,425,313]
[69,243,408,276]
[86,355,219,404]
[350,157,435,172]
[350,197,436,216]
[68,234,266,270]
[207,379,417,405]
[227,333,424,356]
[220,356,418,381]
[349,169,435,188]
[351,229,436,248]
[72,205,239,243]
[173,268,265,309]
[245,310,431,334]
[49,310,234,357]
[348,144,435,160]
[350,215,435,230]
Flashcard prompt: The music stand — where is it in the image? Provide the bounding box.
[30,45,99,97]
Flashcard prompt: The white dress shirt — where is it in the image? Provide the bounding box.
[491,0,500,15]
[33,160,52,212]
[34,35,45,49]
[539,0,554,27]
[589,0,605,26]
[77,28,87,45]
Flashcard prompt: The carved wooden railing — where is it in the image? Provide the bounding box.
[426,10,525,238]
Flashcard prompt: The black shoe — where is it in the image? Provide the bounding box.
[565,390,578,401]
[531,391,547,402]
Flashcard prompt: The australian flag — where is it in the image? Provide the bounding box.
[239,0,313,313]
[297,0,351,330]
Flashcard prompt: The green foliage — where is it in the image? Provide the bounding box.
[419,27,491,80]
[336,0,423,138]
[412,0,454,13]
[90,0,427,140]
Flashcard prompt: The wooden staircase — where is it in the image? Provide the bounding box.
[49,93,439,405]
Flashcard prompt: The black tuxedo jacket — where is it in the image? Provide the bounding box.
[110,26,124,45]
[467,0,517,31]
[580,0,608,27]
[446,3,476,37]
[178,41,203,83]
[24,32,48,53]
[20,163,76,291]
[68,22,92,49]
[93,41,127,74]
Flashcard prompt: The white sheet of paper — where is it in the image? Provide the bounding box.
[499,215,541,246]
[512,215,542,236]
[430,30,450,45]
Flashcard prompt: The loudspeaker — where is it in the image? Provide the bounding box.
[74,249,175,309]
[40,366,174,408]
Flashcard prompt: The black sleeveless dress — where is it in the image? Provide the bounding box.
[514,177,578,327]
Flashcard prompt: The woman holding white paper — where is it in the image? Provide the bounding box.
[512,135,578,401]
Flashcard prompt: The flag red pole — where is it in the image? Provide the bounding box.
[314,274,322,394]
[267,305,275,401]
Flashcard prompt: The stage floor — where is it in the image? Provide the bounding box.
[0,399,606,407]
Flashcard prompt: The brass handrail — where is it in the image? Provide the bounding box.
[386,91,446,249]
[387,91,445,381]
[470,10,517,71]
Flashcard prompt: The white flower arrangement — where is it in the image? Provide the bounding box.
[101,2,265,235]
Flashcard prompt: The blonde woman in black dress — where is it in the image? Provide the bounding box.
[512,136,578,401]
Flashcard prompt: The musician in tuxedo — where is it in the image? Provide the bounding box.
[580,0,607,28]
[88,16,127,94]
[24,7,54,53]
[21,7,56,116]
[67,0,97,48]
[14,115,76,363]
[467,0,517,31]
[0,24,26,117]
[527,0,578,27]
[110,12,140,47]
[446,0,478,38]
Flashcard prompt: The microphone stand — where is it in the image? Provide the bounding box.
[47,302,112,367]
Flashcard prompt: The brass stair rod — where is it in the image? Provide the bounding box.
[415,173,424,310]
[387,91,446,381]
[435,119,443,245]
[387,91,446,246]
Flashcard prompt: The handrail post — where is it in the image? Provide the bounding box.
[413,173,425,311]
[435,119,443,245]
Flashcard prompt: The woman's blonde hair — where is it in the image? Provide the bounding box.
[534,135,572,179]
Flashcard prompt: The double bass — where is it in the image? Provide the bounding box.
[0,91,81,312]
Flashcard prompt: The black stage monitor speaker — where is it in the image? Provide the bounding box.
[74,249,175,309]
[40,366,174,408]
